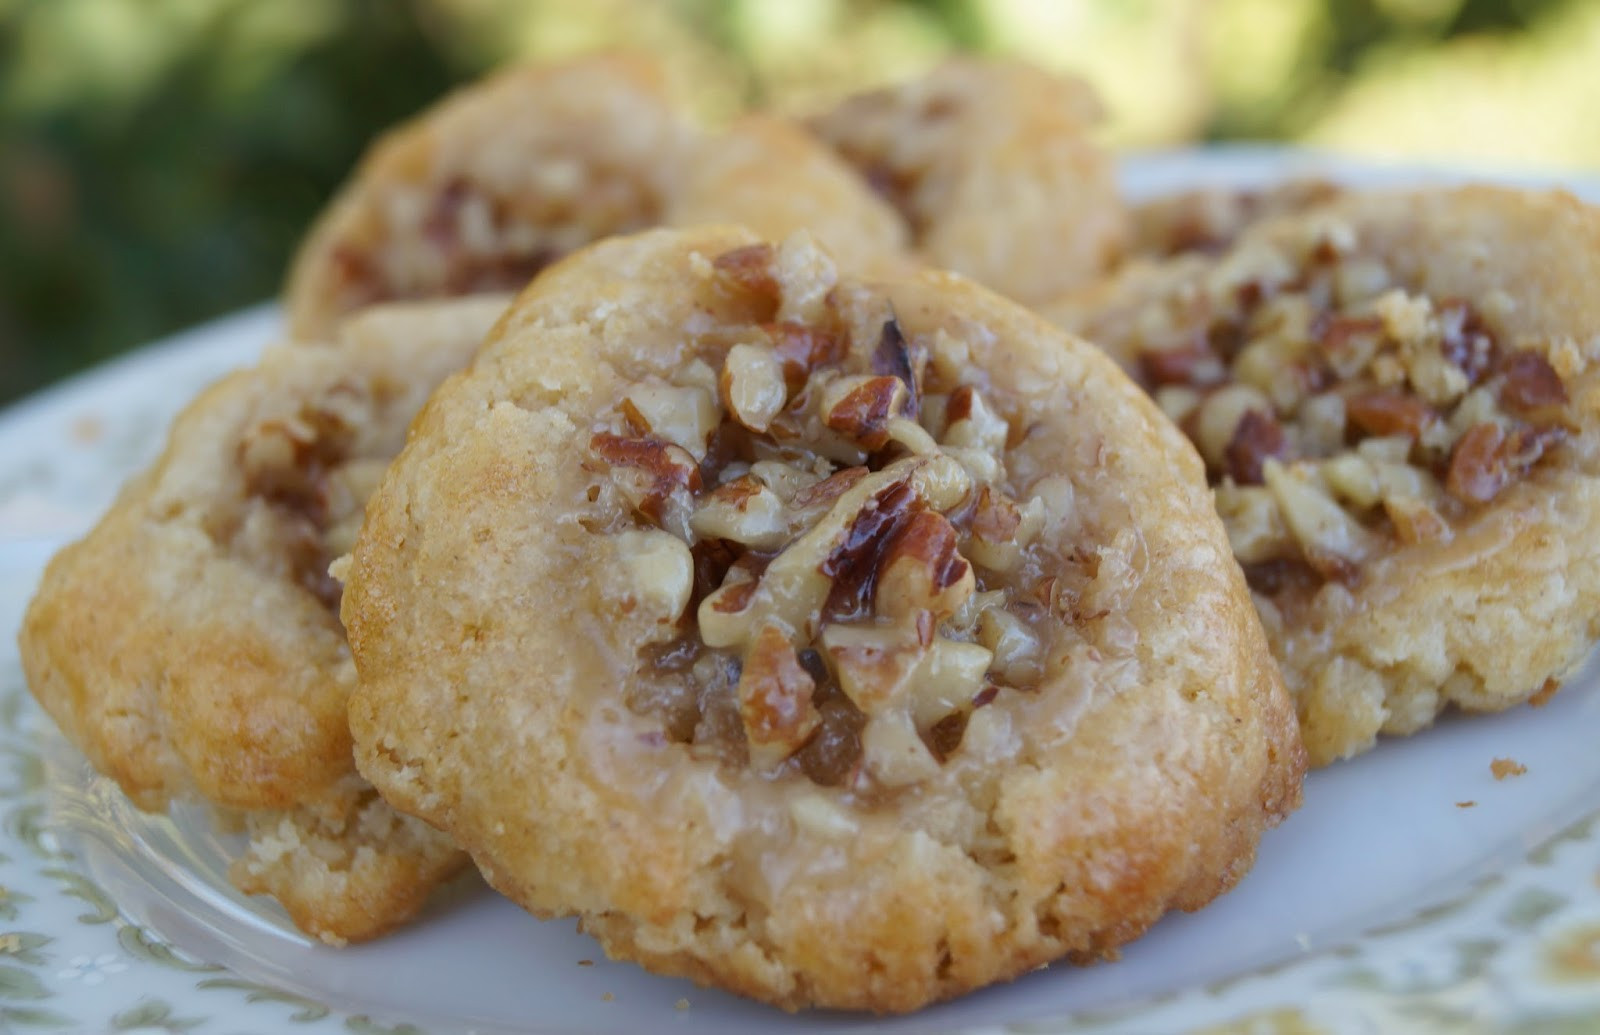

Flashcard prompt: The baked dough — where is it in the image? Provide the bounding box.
[19,298,505,943]
[810,57,1126,303]
[343,226,1302,1011]
[1048,186,1600,765]
[285,56,906,340]
[1129,180,1342,258]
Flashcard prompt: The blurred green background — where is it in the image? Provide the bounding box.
[3,0,1597,406]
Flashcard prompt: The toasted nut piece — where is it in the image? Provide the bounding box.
[942,386,1008,454]
[819,374,911,450]
[1356,435,1413,465]
[614,529,694,628]
[590,432,702,540]
[720,343,788,432]
[911,454,973,512]
[945,588,1005,639]
[1320,454,1380,509]
[876,510,975,620]
[919,393,950,439]
[860,710,940,788]
[712,243,778,298]
[942,445,1004,486]
[697,577,759,650]
[1498,349,1568,412]
[1384,495,1452,546]
[1263,458,1378,580]
[621,383,719,458]
[749,460,824,502]
[1213,483,1293,565]
[1194,384,1274,470]
[1296,392,1346,456]
[673,357,720,395]
[907,639,995,732]
[977,608,1042,686]
[1224,409,1288,486]
[690,476,792,550]
[768,322,844,390]
[1154,385,1201,424]
[885,417,939,455]
[1140,343,1226,388]
[1345,390,1435,440]
[320,458,391,558]
[1029,474,1077,533]
[788,793,858,838]
[966,487,1043,573]
[1373,460,1440,503]
[821,624,919,713]
[738,624,821,772]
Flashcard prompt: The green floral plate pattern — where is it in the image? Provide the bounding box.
[1,152,1599,1034]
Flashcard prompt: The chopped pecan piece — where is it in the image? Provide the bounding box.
[713,243,779,298]
[870,317,920,417]
[1224,410,1287,486]
[1438,299,1495,384]
[1139,343,1225,388]
[1445,422,1509,504]
[738,624,821,771]
[768,322,845,390]
[1345,390,1435,440]
[720,343,788,432]
[590,432,702,532]
[819,481,920,622]
[1497,350,1568,412]
[875,510,974,620]
[791,466,869,509]
[1313,313,1384,351]
[821,375,911,451]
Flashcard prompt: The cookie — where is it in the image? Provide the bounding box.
[19,297,506,943]
[1129,180,1343,258]
[343,226,1303,1012]
[1047,186,1600,765]
[810,57,1126,304]
[285,56,907,340]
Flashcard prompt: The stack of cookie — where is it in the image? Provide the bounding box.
[19,53,1600,1014]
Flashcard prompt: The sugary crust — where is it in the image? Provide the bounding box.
[1050,186,1600,765]
[18,298,504,941]
[284,57,909,341]
[344,226,1302,1011]
[810,57,1126,303]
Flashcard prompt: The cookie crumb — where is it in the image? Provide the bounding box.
[578,959,594,967]
[1491,757,1527,780]
[1456,800,1476,808]
[675,998,690,1011]
[1529,677,1561,708]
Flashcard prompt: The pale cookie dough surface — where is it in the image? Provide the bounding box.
[285,56,908,340]
[18,297,506,943]
[1048,186,1600,766]
[810,57,1126,304]
[344,226,1302,1012]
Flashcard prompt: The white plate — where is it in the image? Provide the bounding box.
[4,148,1600,1035]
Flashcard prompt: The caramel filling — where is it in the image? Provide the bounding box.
[1129,219,1568,596]
[587,244,1071,792]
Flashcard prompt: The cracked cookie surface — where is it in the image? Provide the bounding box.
[19,298,505,943]
[1048,186,1600,765]
[343,225,1302,1012]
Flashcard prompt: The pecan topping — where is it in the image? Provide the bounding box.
[1498,350,1568,412]
[870,317,920,417]
[1313,313,1384,352]
[590,432,702,528]
[769,322,845,390]
[970,485,1022,542]
[1224,410,1288,485]
[819,481,920,622]
[822,375,910,450]
[738,625,820,769]
[1345,390,1435,439]
[875,510,974,619]
[1439,299,1494,383]
[790,466,870,509]
[1140,344,1225,387]
[1445,423,1511,504]
[712,244,779,299]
